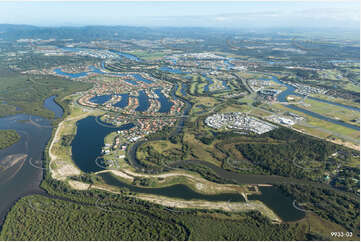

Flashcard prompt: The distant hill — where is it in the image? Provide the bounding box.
[0,24,239,42]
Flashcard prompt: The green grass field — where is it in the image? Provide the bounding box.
[296,98,359,126]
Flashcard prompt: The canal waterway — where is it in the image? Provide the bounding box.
[108,50,141,62]
[203,75,214,93]
[180,83,187,96]
[155,89,174,113]
[135,90,150,112]
[113,94,129,109]
[61,47,141,62]
[54,68,88,78]
[89,89,174,113]
[159,66,188,74]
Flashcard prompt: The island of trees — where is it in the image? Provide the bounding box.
[0,129,20,150]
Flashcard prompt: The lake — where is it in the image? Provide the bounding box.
[248,186,305,222]
[71,116,134,173]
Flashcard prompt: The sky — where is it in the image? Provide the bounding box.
[0,1,359,29]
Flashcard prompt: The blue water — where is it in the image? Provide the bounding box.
[248,186,305,222]
[268,76,360,130]
[54,68,88,78]
[155,89,173,113]
[270,76,359,111]
[203,75,214,92]
[61,47,140,62]
[55,66,153,85]
[159,66,187,74]
[71,116,134,173]
[222,80,230,90]
[113,94,129,109]
[180,83,187,96]
[61,47,83,52]
[328,60,359,63]
[224,59,235,70]
[132,74,153,84]
[109,50,140,62]
[135,90,150,112]
[124,79,138,85]
[88,65,107,74]
[89,95,112,105]
[43,96,63,118]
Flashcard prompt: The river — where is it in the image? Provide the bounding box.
[0,96,63,226]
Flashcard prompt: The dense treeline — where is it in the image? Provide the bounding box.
[278,184,360,235]
[0,68,92,119]
[235,127,359,191]
[0,181,312,241]
[11,53,97,72]
[0,129,20,150]
[0,195,187,241]
[330,167,360,193]
[137,144,183,167]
